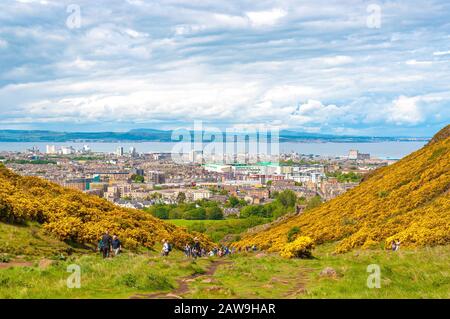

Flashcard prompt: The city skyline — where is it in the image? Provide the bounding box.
[0,0,449,136]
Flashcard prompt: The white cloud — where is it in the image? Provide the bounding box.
[433,50,450,56]
[315,55,354,66]
[246,8,287,27]
[384,93,450,125]
[386,96,424,124]
[0,0,449,135]
[405,59,433,66]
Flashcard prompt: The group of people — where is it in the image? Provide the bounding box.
[98,231,255,259]
[98,231,122,258]
[242,245,258,252]
[183,237,235,258]
[391,240,401,251]
[183,237,203,258]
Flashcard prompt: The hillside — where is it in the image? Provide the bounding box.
[0,165,211,251]
[235,125,450,253]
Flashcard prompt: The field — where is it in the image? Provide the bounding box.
[1,235,448,299]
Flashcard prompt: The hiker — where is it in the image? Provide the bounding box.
[395,240,401,251]
[98,239,103,256]
[162,239,171,256]
[100,230,112,259]
[184,243,191,257]
[112,235,122,257]
[391,240,401,251]
[192,237,201,259]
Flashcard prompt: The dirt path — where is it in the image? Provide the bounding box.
[131,259,230,299]
[0,261,33,269]
[282,267,314,298]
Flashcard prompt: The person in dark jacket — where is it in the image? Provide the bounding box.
[112,235,122,256]
[192,237,201,258]
[100,230,112,258]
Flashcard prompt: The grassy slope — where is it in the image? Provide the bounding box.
[186,245,450,299]
[0,250,213,299]
[0,222,75,259]
[235,125,450,253]
[1,245,448,298]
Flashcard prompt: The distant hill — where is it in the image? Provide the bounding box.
[0,165,211,250]
[235,125,450,253]
[0,129,428,143]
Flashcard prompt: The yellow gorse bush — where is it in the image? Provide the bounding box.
[280,236,314,259]
[234,125,450,254]
[0,165,212,250]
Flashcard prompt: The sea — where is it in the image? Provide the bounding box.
[0,141,427,160]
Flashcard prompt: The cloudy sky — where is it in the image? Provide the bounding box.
[0,0,449,136]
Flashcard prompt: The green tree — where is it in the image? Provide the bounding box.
[240,205,267,218]
[184,208,206,220]
[205,206,224,220]
[176,192,186,204]
[276,190,297,208]
[306,195,322,211]
[227,195,240,208]
[149,205,169,219]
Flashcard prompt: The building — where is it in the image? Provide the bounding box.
[132,168,145,176]
[148,171,166,184]
[189,150,204,164]
[348,149,370,160]
[203,163,232,173]
[188,189,211,201]
[46,145,57,154]
[242,187,270,200]
[116,147,124,157]
[63,178,86,191]
[61,146,75,155]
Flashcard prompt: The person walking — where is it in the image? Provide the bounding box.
[112,235,122,257]
[162,239,171,256]
[100,230,112,259]
[184,243,191,257]
[192,237,201,259]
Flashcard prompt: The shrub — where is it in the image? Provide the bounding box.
[0,165,213,251]
[280,236,314,259]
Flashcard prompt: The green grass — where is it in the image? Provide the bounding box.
[185,244,450,299]
[0,222,76,260]
[167,217,271,242]
[1,221,448,299]
[301,244,450,298]
[0,250,213,299]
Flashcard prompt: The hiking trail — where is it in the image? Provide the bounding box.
[130,259,231,299]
